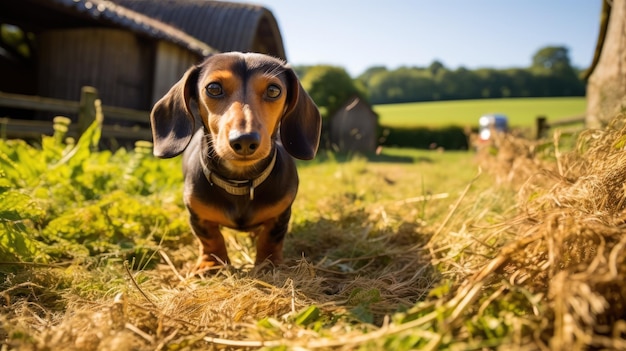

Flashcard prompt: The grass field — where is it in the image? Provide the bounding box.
[2,110,625,350]
[374,96,586,128]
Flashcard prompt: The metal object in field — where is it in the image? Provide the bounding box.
[478,114,508,143]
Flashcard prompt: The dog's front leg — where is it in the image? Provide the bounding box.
[254,207,291,266]
[189,214,230,269]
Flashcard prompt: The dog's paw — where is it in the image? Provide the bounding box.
[193,255,229,275]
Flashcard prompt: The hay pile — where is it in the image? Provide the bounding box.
[2,113,626,350]
[0,156,437,350]
[433,114,626,350]
[1,230,434,350]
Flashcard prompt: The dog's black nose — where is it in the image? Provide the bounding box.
[229,131,260,156]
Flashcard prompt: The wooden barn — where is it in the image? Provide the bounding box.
[0,0,286,130]
[329,96,379,153]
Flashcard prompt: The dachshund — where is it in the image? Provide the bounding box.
[150,52,321,269]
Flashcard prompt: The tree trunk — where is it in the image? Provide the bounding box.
[586,0,626,128]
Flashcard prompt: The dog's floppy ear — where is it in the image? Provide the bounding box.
[150,65,201,158]
[280,68,322,160]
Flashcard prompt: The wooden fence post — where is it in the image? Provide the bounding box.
[536,116,547,140]
[0,117,7,140]
[78,86,98,136]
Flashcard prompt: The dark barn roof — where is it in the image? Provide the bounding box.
[111,0,286,59]
[0,0,216,56]
[0,0,286,59]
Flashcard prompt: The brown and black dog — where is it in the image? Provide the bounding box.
[150,52,321,269]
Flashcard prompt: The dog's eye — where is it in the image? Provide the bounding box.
[205,83,223,97]
[266,84,281,99]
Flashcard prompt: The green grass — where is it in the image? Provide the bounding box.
[374,97,586,128]
[296,148,480,222]
[6,112,617,350]
[0,118,495,349]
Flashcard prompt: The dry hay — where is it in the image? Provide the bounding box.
[1,193,436,350]
[3,114,626,350]
[442,114,626,350]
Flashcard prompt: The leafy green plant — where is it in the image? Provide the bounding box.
[348,288,382,323]
[0,114,186,265]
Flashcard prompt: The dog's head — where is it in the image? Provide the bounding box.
[150,52,321,168]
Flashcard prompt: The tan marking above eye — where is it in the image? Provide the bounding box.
[203,70,239,98]
[249,75,286,100]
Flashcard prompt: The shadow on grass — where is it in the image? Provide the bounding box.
[275,210,438,325]
[306,150,434,164]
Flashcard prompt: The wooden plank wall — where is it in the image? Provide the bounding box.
[152,41,200,105]
[0,87,152,141]
[38,29,154,112]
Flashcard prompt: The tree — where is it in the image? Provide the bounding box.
[298,44,586,108]
[475,68,511,98]
[428,60,445,76]
[300,65,364,118]
[503,68,534,97]
[384,68,436,103]
[291,65,313,80]
[435,67,481,100]
[531,46,576,76]
[530,46,584,97]
[586,0,626,128]
[357,66,388,86]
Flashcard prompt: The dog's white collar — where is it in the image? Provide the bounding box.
[199,151,277,200]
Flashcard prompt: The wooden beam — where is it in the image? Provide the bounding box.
[101,105,150,124]
[0,91,79,114]
[0,90,150,124]
[0,117,153,141]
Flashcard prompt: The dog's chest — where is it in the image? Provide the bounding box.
[186,187,295,230]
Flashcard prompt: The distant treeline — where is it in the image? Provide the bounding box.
[295,46,587,112]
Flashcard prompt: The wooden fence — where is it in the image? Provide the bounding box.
[536,114,586,139]
[0,86,152,141]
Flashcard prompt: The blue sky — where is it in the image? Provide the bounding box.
[233,0,602,77]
